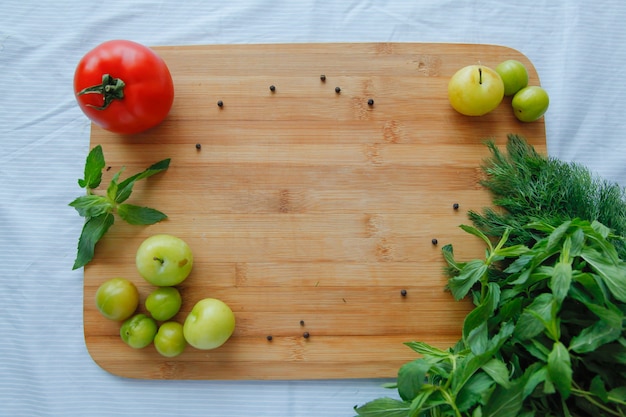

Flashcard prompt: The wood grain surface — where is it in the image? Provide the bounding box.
[84,43,547,380]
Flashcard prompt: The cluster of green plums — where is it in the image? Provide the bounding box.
[448,59,549,121]
[95,234,236,357]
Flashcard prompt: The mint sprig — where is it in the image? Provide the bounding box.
[70,145,170,270]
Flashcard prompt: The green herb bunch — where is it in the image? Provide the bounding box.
[469,134,626,259]
[355,136,626,417]
[69,145,170,270]
[355,219,626,416]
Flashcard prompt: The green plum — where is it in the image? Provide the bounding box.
[154,321,187,357]
[145,286,182,321]
[120,313,158,349]
[136,234,193,286]
[95,277,139,321]
[512,86,549,122]
[496,59,529,96]
[183,298,236,350]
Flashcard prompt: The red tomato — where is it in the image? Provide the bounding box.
[73,40,174,134]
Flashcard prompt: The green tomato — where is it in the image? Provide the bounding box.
[145,286,182,321]
[136,234,193,286]
[183,298,236,350]
[512,86,549,122]
[495,59,529,96]
[154,321,187,357]
[95,277,139,321]
[448,64,504,116]
[120,313,158,349]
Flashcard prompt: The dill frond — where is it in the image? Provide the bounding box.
[470,134,626,258]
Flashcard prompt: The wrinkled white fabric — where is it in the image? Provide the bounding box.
[2,1,626,416]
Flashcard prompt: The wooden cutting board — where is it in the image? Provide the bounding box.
[83,42,547,380]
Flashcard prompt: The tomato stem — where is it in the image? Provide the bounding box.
[76,74,125,110]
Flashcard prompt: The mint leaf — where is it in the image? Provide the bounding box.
[72,213,114,270]
[447,259,488,301]
[481,379,524,417]
[115,158,170,203]
[353,398,411,417]
[569,320,621,353]
[117,204,168,225]
[581,246,626,302]
[397,359,431,401]
[78,145,105,189]
[71,146,170,269]
[69,195,112,218]
[547,341,572,399]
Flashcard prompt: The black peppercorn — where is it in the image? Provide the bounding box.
[266,335,273,341]
[453,203,459,210]
[300,320,305,326]
[217,100,223,107]
[303,332,310,339]
[432,238,438,245]
[269,85,276,92]
[195,143,201,150]
[367,99,374,106]
[401,289,407,297]
[335,87,341,93]
[320,74,326,81]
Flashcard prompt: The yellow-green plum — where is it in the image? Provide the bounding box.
[95,277,139,321]
[136,234,193,286]
[120,313,158,349]
[496,59,529,96]
[145,286,182,321]
[512,86,549,122]
[183,298,235,350]
[448,65,504,116]
[154,321,187,357]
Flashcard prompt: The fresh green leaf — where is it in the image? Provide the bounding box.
[117,204,168,225]
[514,293,553,340]
[442,243,466,272]
[608,386,626,402]
[115,158,171,203]
[522,364,547,399]
[72,213,114,270]
[463,283,500,352]
[78,145,105,189]
[589,375,609,403]
[353,398,411,417]
[447,259,488,301]
[546,220,571,252]
[106,169,122,202]
[397,359,431,402]
[581,247,626,302]
[456,371,494,412]
[493,244,529,258]
[466,321,489,356]
[68,194,112,218]
[408,385,441,417]
[581,301,624,328]
[550,261,572,304]
[403,341,452,360]
[569,320,622,353]
[460,224,494,252]
[547,341,572,399]
[481,358,511,389]
[481,378,524,417]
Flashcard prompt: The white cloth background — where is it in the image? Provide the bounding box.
[2,1,626,416]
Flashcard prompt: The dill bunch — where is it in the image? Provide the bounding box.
[469,134,626,258]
